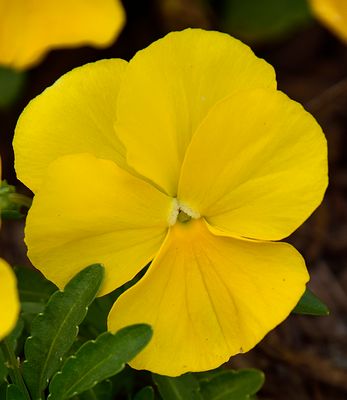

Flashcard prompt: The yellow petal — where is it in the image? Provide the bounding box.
[115,28,276,196]
[309,0,347,42]
[25,153,173,296]
[0,0,125,70]
[0,258,19,340]
[178,89,328,241]
[108,218,308,376]
[14,59,127,193]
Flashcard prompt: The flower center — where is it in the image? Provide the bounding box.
[168,198,200,226]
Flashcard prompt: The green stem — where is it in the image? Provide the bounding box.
[0,338,31,399]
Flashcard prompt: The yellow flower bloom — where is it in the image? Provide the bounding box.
[0,258,19,340]
[13,29,328,376]
[309,0,347,42]
[0,0,125,70]
[0,161,20,340]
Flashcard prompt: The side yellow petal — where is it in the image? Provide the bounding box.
[0,0,125,70]
[108,218,308,376]
[178,89,328,241]
[115,28,276,196]
[0,258,19,340]
[25,153,173,296]
[14,59,127,193]
[309,0,347,42]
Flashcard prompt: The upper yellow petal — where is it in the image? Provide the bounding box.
[309,0,347,42]
[25,153,173,296]
[0,0,125,70]
[0,258,19,340]
[115,28,276,196]
[14,59,127,193]
[108,218,308,376]
[178,89,328,241]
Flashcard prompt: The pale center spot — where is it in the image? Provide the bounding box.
[168,198,200,226]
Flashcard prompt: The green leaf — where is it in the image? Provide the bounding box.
[220,0,312,43]
[80,292,118,337]
[15,266,57,304]
[199,369,264,400]
[6,384,26,400]
[0,67,26,109]
[153,373,203,400]
[75,380,113,400]
[6,318,24,352]
[20,302,45,315]
[17,267,57,329]
[48,324,152,400]
[0,383,7,398]
[133,386,155,400]
[292,288,329,316]
[81,271,146,338]
[23,264,104,399]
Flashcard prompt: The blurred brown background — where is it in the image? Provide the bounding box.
[1,1,347,399]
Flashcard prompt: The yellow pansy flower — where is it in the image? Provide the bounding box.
[309,0,347,42]
[0,0,125,70]
[13,29,328,376]
[0,161,20,340]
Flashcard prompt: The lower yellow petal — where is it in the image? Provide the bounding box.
[0,258,19,340]
[14,59,127,193]
[25,153,173,296]
[0,0,125,70]
[108,218,308,376]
